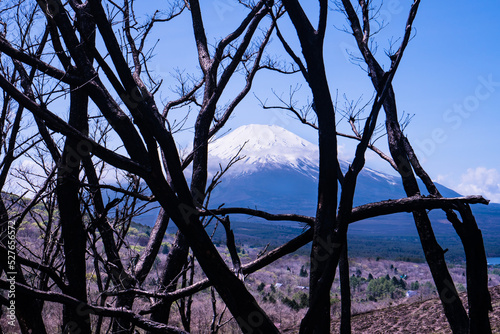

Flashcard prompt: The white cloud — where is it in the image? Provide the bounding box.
[337,143,350,161]
[456,167,500,203]
[435,174,450,184]
[20,159,40,170]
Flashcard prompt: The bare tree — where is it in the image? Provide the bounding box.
[338,1,492,333]
[0,0,492,333]
[0,0,281,333]
[262,1,491,333]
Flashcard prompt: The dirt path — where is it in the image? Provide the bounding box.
[331,285,500,333]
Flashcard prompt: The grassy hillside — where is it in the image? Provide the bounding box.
[330,285,500,333]
[5,191,499,333]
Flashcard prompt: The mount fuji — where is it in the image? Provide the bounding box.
[206,124,459,218]
[132,124,500,258]
[204,124,500,240]
[208,124,319,180]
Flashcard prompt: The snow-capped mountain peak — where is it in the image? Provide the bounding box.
[203,123,467,216]
[208,124,319,177]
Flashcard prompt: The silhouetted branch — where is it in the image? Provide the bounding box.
[0,280,189,334]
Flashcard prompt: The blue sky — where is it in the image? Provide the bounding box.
[145,1,500,202]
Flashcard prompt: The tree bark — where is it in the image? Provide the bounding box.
[145,172,280,333]
[280,2,339,332]
[55,3,95,331]
[339,243,351,334]
[149,231,189,330]
[57,87,91,334]
[403,138,492,333]
[384,90,469,334]
[455,205,492,334]
[0,199,47,334]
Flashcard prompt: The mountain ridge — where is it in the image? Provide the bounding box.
[208,124,319,179]
[206,124,462,214]
[203,125,500,243]
[130,124,500,257]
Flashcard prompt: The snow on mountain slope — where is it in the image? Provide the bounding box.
[135,124,500,239]
[208,124,319,179]
[208,124,401,185]
[206,124,412,215]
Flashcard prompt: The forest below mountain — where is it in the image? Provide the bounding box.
[5,214,500,333]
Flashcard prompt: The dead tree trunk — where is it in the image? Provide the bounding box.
[0,59,47,334]
[453,205,492,334]
[149,231,189,328]
[403,138,492,334]
[279,2,339,332]
[339,243,351,334]
[339,1,471,332]
[57,88,91,334]
[0,199,48,334]
[384,103,469,334]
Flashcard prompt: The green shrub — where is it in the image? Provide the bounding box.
[282,292,308,310]
[367,277,395,298]
[282,297,300,310]
[128,227,139,235]
[367,276,407,299]
[350,275,365,292]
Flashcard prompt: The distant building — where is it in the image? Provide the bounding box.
[406,290,418,298]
